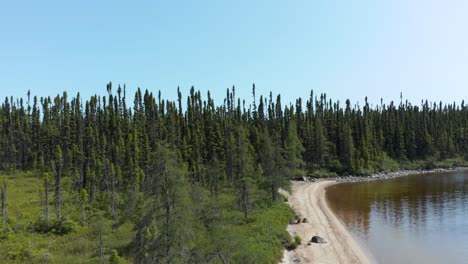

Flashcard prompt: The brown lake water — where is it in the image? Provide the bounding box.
[326,171,468,264]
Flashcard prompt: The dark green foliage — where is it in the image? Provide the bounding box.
[0,85,466,263]
[260,129,291,201]
[32,218,76,235]
[133,144,193,264]
[283,120,306,179]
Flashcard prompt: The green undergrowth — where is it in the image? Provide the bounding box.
[0,171,297,264]
[401,156,468,170]
[233,202,295,263]
[0,172,133,264]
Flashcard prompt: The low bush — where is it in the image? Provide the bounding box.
[32,218,76,235]
[286,235,302,250]
[308,169,338,178]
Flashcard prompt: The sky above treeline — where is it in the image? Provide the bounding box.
[1,0,467,107]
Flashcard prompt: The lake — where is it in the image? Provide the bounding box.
[326,171,468,264]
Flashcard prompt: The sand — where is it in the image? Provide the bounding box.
[280,181,373,264]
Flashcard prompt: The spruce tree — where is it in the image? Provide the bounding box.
[134,144,193,264]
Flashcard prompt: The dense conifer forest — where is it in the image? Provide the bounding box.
[0,84,467,263]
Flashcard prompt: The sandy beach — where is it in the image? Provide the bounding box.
[281,181,373,264]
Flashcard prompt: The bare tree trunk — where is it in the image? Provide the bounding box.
[99,232,103,263]
[90,178,95,202]
[1,183,6,232]
[110,164,119,225]
[54,161,63,219]
[111,173,118,226]
[39,191,44,222]
[240,180,249,220]
[44,179,50,228]
[82,202,87,227]
[45,239,50,263]
[29,227,35,257]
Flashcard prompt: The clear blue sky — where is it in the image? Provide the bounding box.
[1,0,467,106]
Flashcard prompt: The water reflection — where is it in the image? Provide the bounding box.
[326,171,468,264]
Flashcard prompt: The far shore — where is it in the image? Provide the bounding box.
[304,166,468,183]
[281,167,468,264]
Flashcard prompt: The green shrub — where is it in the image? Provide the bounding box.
[286,235,301,250]
[309,169,338,178]
[109,249,125,264]
[376,154,400,172]
[52,218,76,235]
[32,219,53,233]
[7,245,30,260]
[294,235,301,245]
[32,218,76,235]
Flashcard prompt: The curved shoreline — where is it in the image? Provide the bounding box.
[281,180,373,264]
[281,167,468,263]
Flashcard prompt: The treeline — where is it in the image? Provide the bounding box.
[0,84,467,262]
[1,85,466,176]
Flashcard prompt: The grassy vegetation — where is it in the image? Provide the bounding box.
[233,202,295,263]
[0,171,297,264]
[0,171,133,264]
[2,159,464,263]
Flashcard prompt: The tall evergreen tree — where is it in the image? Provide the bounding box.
[134,144,193,264]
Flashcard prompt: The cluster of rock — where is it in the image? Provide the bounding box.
[301,167,468,184]
[289,212,327,246]
[289,213,308,225]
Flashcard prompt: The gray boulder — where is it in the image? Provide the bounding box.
[289,219,299,225]
[311,236,327,244]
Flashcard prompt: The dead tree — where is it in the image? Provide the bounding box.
[1,182,7,232]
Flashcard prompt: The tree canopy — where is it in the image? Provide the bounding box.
[0,84,466,263]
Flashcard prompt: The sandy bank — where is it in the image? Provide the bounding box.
[280,181,372,264]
